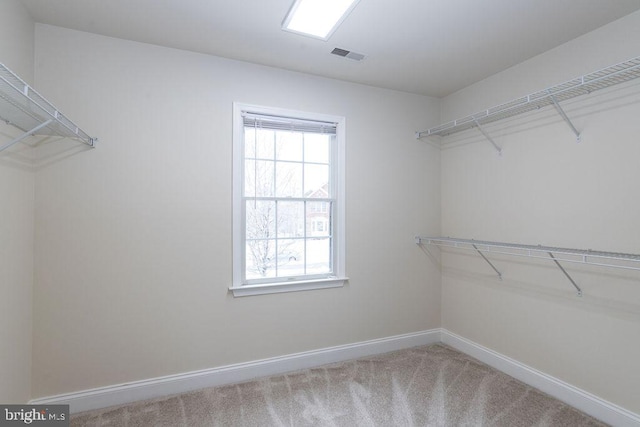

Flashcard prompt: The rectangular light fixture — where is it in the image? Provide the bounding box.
[282,0,361,41]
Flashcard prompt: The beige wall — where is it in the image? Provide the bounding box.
[0,0,34,81]
[0,0,35,404]
[25,7,640,413]
[31,24,442,398]
[440,11,640,414]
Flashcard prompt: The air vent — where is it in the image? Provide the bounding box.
[331,47,365,61]
[331,48,349,57]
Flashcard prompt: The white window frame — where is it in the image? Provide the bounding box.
[230,103,347,297]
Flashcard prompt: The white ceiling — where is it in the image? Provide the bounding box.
[21,0,640,97]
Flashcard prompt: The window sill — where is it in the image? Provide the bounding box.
[229,277,348,297]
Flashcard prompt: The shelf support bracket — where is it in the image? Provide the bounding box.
[547,92,581,142]
[473,119,502,155]
[548,252,582,297]
[472,244,503,280]
[0,119,53,152]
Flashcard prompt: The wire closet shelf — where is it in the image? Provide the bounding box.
[416,237,640,296]
[0,63,96,153]
[416,56,640,141]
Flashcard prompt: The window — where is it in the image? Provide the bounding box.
[231,103,346,296]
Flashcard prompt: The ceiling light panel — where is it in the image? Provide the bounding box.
[282,0,361,40]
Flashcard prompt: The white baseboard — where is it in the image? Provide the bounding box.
[29,329,441,414]
[441,329,640,427]
[30,328,640,426]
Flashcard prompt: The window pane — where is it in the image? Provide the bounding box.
[254,160,274,197]
[244,127,256,158]
[304,133,330,164]
[304,164,329,197]
[255,129,275,159]
[275,131,303,161]
[244,160,255,197]
[275,162,303,197]
[275,239,305,277]
[307,238,331,275]
[306,202,331,237]
[278,201,304,238]
[246,200,275,239]
[235,105,344,290]
[246,240,276,279]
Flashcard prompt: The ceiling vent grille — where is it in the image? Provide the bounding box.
[331,48,365,61]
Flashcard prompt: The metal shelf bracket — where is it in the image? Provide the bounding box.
[548,92,581,142]
[472,243,503,279]
[0,119,53,152]
[547,251,582,297]
[473,119,503,155]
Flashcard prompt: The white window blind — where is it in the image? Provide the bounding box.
[242,112,337,134]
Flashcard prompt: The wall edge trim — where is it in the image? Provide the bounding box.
[31,328,639,426]
[441,329,640,427]
[30,329,442,413]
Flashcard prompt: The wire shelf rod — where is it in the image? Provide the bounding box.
[0,63,96,148]
[417,237,640,272]
[416,236,640,297]
[416,55,640,139]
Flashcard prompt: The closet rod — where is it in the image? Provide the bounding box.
[416,237,640,296]
[416,55,640,147]
[416,237,640,271]
[0,63,96,152]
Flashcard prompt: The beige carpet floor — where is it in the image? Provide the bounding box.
[71,344,607,426]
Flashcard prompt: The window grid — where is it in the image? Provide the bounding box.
[242,126,335,284]
[232,103,346,296]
